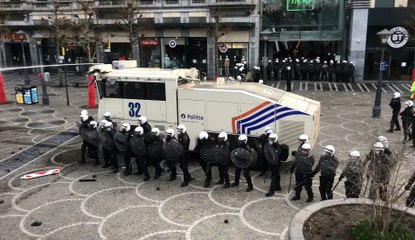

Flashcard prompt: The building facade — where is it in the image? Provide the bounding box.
[0,0,413,81]
[0,0,260,79]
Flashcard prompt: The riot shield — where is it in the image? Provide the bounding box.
[280,144,289,162]
[231,148,256,169]
[212,144,231,165]
[264,143,279,165]
[200,145,216,163]
[86,129,100,147]
[148,141,164,160]
[129,136,147,156]
[163,139,184,162]
[102,133,114,151]
[79,127,89,142]
[113,132,129,152]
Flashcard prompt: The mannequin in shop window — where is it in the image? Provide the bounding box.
[164,54,171,68]
[224,55,230,77]
[219,55,223,76]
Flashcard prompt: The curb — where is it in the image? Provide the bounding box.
[288,198,415,239]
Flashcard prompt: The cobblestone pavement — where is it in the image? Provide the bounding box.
[0,73,414,240]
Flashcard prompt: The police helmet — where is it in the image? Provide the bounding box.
[103,112,111,119]
[138,116,147,124]
[286,66,291,71]
[151,128,160,137]
[134,126,144,135]
[350,150,360,158]
[264,127,273,135]
[218,131,228,142]
[323,145,335,155]
[99,120,108,129]
[302,143,311,150]
[80,114,88,122]
[377,136,388,148]
[258,80,264,84]
[373,142,384,151]
[393,92,401,99]
[89,121,97,129]
[238,134,248,144]
[198,131,208,140]
[121,123,131,132]
[165,128,174,136]
[299,134,309,142]
[177,124,186,133]
[268,133,278,143]
[81,110,88,116]
[407,100,414,107]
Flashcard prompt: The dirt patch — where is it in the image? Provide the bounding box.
[303,204,415,240]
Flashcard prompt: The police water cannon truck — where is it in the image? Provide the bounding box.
[90,60,320,152]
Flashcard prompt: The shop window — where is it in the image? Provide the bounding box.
[375,0,395,7]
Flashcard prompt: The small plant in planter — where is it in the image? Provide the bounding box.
[352,219,413,240]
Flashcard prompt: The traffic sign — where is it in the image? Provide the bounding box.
[169,40,176,48]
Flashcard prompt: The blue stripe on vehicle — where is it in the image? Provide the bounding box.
[236,104,279,131]
[246,111,308,134]
[240,107,292,133]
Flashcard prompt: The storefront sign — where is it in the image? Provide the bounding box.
[169,40,176,48]
[4,32,27,42]
[219,44,228,53]
[286,0,313,12]
[387,27,409,49]
[140,39,159,46]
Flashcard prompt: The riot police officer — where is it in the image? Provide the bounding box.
[79,114,91,164]
[194,131,216,188]
[328,60,335,82]
[119,123,135,176]
[321,61,328,81]
[138,116,152,134]
[177,124,192,187]
[103,112,113,124]
[164,128,181,182]
[130,126,150,181]
[312,145,338,200]
[401,100,414,142]
[388,92,401,133]
[291,134,309,157]
[339,151,364,198]
[147,128,164,180]
[213,132,231,189]
[258,127,273,176]
[231,134,253,192]
[102,121,118,173]
[365,142,391,201]
[264,133,282,196]
[290,143,315,202]
[273,59,280,81]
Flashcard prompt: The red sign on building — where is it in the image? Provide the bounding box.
[140,39,159,46]
[4,32,27,42]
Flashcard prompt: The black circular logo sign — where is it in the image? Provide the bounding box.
[219,44,228,53]
[169,40,176,48]
[387,27,409,49]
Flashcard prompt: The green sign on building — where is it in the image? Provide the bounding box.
[286,0,314,11]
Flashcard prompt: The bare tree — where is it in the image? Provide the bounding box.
[71,0,99,64]
[207,8,230,80]
[406,0,415,42]
[116,0,150,60]
[48,0,72,86]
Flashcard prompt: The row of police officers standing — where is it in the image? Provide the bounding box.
[78,110,415,206]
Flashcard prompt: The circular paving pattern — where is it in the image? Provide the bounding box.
[27,119,67,129]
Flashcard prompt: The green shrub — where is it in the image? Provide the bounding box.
[352,219,414,240]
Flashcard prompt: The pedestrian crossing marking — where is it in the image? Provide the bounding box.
[348,83,354,92]
[328,82,333,91]
[362,83,370,92]
[333,83,339,91]
[357,83,364,92]
[343,83,349,92]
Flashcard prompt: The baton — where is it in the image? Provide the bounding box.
[288,173,292,193]
[263,164,271,183]
[330,178,342,194]
[293,175,313,189]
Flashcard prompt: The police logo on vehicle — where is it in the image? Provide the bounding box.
[169,40,176,48]
[180,113,186,119]
[387,27,409,49]
[180,113,204,121]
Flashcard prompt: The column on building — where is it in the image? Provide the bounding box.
[348,8,369,82]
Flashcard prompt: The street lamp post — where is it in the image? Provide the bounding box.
[31,33,49,105]
[372,29,392,118]
[16,30,29,85]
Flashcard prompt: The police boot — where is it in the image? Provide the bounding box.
[93,157,100,166]
[274,184,282,191]
[223,182,230,189]
[203,178,211,188]
[215,180,224,185]
[246,183,253,192]
[265,190,275,197]
[291,190,301,201]
[231,181,239,187]
[143,174,151,182]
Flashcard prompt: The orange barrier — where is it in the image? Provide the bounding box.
[87,74,96,108]
[0,73,6,104]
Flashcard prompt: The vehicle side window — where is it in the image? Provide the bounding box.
[104,80,123,98]
[146,83,166,101]
[124,82,147,99]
